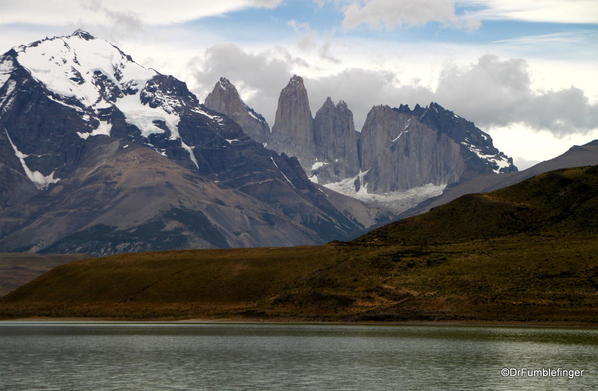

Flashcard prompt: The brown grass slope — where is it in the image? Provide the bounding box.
[0,253,87,296]
[355,165,598,245]
[1,166,597,322]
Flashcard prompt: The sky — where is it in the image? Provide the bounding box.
[1,0,597,169]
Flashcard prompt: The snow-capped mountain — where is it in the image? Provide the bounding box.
[0,30,390,255]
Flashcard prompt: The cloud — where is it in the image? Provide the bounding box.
[0,0,283,26]
[435,55,598,135]
[320,0,480,31]
[191,44,598,136]
[79,0,144,40]
[288,20,340,63]
[190,43,294,120]
[305,69,434,126]
[463,0,598,24]
[316,0,598,31]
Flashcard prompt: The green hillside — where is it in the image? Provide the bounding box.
[1,166,597,322]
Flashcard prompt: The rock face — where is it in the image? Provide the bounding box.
[0,31,390,255]
[204,77,270,144]
[270,75,315,167]
[359,105,465,193]
[259,76,517,212]
[400,138,598,219]
[312,98,361,183]
[397,102,517,177]
[216,74,516,213]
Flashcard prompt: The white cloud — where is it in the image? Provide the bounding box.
[435,55,598,135]
[0,0,282,26]
[487,123,598,169]
[288,20,340,63]
[317,0,598,32]
[463,0,598,24]
[338,0,480,30]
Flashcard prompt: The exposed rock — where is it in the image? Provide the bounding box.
[262,76,517,213]
[359,105,465,192]
[398,102,517,176]
[270,75,315,168]
[204,77,270,144]
[311,98,361,183]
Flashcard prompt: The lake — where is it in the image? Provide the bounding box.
[0,322,596,390]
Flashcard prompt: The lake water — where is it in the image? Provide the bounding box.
[0,322,596,390]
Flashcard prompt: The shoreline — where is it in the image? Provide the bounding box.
[1,317,597,328]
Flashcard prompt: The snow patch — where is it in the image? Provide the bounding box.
[115,93,179,138]
[0,57,15,89]
[0,80,17,109]
[462,142,511,173]
[270,157,294,188]
[311,161,328,171]
[76,119,111,139]
[182,141,198,168]
[392,130,408,143]
[191,107,221,121]
[324,171,445,214]
[16,34,155,106]
[4,129,60,189]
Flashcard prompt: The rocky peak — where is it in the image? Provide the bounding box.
[360,104,465,193]
[395,102,517,174]
[288,74,304,87]
[322,96,335,109]
[71,29,95,40]
[204,77,270,144]
[270,75,315,168]
[216,76,233,89]
[311,97,360,183]
[337,100,349,110]
[207,77,242,103]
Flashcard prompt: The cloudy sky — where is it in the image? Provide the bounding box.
[1,0,597,168]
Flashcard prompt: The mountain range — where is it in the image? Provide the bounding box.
[0,30,594,256]
[205,75,518,211]
[0,30,390,255]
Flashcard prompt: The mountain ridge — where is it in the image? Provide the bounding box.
[0,30,389,255]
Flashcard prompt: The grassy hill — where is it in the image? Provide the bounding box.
[0,253,87,296]
[1,166,597,322]
[356,165,598,246]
